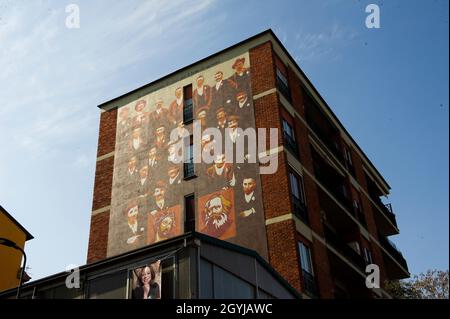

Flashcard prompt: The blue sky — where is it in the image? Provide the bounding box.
[0,0,448,281]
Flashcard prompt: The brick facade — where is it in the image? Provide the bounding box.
[87,31,407,297]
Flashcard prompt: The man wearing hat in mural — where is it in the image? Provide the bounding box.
[134,99,149,126]
[228,57,251,95]
[193,75,212,115]
[138,165,152,197]
[196,106,209,132]
[154,124,168,152]
[149,181,170,217]
[150,98,171,130]
[169,87,184,127]
[129,127,145,152]
[127,156,139,183]
[215,107,228,136]
[231,90,252,124]
[117,107,131,140]
[211,70,233,113]
[124,200,145,246]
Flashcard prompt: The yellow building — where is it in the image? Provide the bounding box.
[0,205,33,292]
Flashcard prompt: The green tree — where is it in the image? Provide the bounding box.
[385,269,449,299]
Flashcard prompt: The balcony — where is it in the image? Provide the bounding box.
[291,196,308,224]
[371,195,398,229]
[313,163,353,214]
[302,270,318,298]
[324,225,366,272]
[378,234,408,272]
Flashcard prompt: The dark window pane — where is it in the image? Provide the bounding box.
[88,271,128,299]
[185,194,195,232]
[213,265,255,299]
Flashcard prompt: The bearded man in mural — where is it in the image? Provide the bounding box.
[153,210,177,243]
[201,192,236,240]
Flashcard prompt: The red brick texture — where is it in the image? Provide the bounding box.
[249,41,276,96]
[87,109,117,263]
[266,220,301,291]
[91,156,114,212]
[87,211,110,263]
[97,109,117,157]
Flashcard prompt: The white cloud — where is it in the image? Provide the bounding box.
[0,0,215,160]
[294,23,359,62]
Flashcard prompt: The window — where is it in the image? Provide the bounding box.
[276,67,291,101]
[289,171,308,223]
[200,259,255,299]
[183,84,193,123]
[343,145,356,176]
[184,194,195,232]
[282,119,298,156]
[363,248,373,265]
[88,271,128,299]
[298,242,317,297]
[183,136,195,179]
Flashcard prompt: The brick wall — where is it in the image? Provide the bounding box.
[87,109,117,263]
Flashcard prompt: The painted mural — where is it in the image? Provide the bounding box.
[107,52,268,259]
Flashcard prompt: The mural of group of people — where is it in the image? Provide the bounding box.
[108,53,268,259]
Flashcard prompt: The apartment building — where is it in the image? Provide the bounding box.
[1,30,408,299]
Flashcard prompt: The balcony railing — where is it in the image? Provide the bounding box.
[291,196,308,224]
[306,118,344,164]
[302,270,318,298]
[324,226,366,271]
[378,234,408,271]
[314,166,353,213]
[370,196,398,228]
[283,133,299,157]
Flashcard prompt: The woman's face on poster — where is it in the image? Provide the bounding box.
[140,266,152,285]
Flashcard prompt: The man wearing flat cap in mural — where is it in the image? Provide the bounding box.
[149,181,169,217]
[228,57,251,94]
[150,98,171,130]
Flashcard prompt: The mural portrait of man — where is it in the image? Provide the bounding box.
[147,206,182,244]
[198,189,236,240]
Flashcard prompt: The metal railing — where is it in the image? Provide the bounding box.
[324,226,366,271]
[378,234,408,271]
[370,196,398,228]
